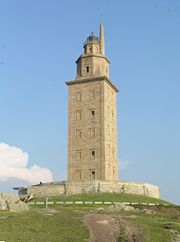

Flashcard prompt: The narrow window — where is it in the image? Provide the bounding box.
[86,66,89,73]
[76,92,81,101]
[76,110,82,121]
[76,170,81,180]
[92,171,95,179]
[76,150,82,161]
[88,128,95,138]
[90,170,95,180]
[91,110,95,116]
[90,149,96,159]
[90,90,95,100]
[76,129,82,139]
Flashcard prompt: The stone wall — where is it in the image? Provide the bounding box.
[23,180,160,199]
[27,182,65,198]
[65,181,160,199]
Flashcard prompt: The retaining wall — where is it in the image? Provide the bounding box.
[23,180,160,199]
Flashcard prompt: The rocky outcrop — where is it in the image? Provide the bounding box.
[0,198,7,211]
[94,202,135,213]
[0,193,29,212]
[105,202,134,212]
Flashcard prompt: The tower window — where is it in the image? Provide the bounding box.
[90,90,95,100]
[75,170,81,180]
[90,149,96,159]
[76,129,82,139]
[90,170,95,180]
[86,66,90,73]
[76,92,81,101]
[91,110,95,116]
[76,110,82,120]
[88,128,95,138]
[76,150,82,161]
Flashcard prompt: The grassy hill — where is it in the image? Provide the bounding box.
[0,193,179,242]
[32,192,171,204]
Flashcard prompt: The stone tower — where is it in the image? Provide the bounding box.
[15,25,160,200]
[66,24,119,182]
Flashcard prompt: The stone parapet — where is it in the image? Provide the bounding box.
[23,180,160,199]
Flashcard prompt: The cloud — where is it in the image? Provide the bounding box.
[0,143,53,184]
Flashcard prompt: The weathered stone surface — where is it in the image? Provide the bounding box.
[0,193,29,212]
[142,208,155,214]
[0,198,7,211]
[8,200,29,212]
[19,180,160,200]
[105,202,134,213]
[1,192,19,203]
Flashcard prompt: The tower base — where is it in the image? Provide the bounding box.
[17,180,160,200]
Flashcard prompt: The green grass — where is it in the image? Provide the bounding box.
[0,208,89,242]
[1,206,179,242]
[0,194,178,242]
[134,213,172,242]
[115,206,180,242]
[32,192,171,204]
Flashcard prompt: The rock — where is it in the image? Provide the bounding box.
[114,202,134,211]
[143,208,155,214]
[0,198,7,211]
[105,205,115,213]
[8,200,29,212]
[0,193,29,212]
[1,193,19,203]
[105,202,134,213]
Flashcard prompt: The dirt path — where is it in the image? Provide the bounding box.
[84,213,120,242]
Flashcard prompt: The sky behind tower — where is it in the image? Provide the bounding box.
[0,0,180,204]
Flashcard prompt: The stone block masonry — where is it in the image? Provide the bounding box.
[22,180,160,199]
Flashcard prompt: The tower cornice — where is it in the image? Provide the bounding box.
[75,54,110,64]
[66,76,119,93]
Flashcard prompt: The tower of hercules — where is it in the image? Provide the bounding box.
[15,25,160,200]
[66,24,119,182]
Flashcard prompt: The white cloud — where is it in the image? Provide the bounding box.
[0,143,53,184]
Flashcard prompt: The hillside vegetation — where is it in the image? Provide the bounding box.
[32,192,171,204]
[0,193,179,242]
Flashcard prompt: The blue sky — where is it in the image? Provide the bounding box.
[0,0,180,204]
